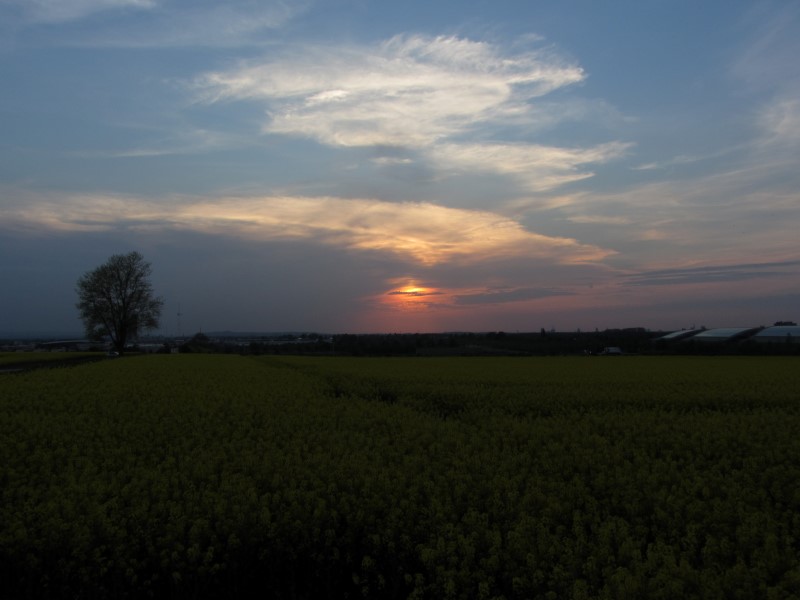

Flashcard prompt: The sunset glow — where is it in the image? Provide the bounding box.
[384,284,445,311]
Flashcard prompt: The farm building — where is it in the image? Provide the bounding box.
[655,329,703,342]
[750,325,800,344]
[688,327,762,343]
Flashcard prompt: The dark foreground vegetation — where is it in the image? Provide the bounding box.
[1,355,799,599]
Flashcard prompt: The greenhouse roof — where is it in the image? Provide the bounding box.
[751,326,800,342]
[690,327,760,341]
[657,329,702,341]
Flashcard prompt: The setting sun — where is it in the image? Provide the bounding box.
[396,286,426,296]
[384,283,444,311]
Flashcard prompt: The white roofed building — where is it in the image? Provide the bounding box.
[750,325,800,344]
[688,327,762,342]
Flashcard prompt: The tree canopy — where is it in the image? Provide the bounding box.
[76,251,163,354]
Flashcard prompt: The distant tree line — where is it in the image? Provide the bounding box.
[319,329,799,357]
[170,330,800,357]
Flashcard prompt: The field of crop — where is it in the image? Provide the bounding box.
[1,355,799,599]
[0,352,101,368]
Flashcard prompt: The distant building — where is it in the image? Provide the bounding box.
[35,339,96,352]
[688,327,762,343]
[750,325,800,344]
[655,329,702,342]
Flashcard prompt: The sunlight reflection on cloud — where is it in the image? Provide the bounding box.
[3,193,614,267]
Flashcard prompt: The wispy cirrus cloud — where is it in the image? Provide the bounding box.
[376,281,577,315]
[8,0,155,23]
[69,127,252,159]
[631,146,742,171]
[733,3,800,148]
[551,156,800,273]
[622,260,800,287]
[192,34,633,194]
[453,286,572,305]
[388,289,443,298]
[90,1,306,47]
[1,191,614,267]
[4,0,306,47]
[756,97,800,148]
[196,34,585,148]
[431,141,630,192]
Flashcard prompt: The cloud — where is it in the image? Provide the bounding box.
[5,0,307,47]
[733,3,800,148]
[622,260,800,287]
[453,286,572,305]
[388,289,443,298]
[757,96,800,148]
[195,34,585,148]
[549,155,800,273]
[98,1,305,47]
[1,191,614,267]
[733,3,800,93]
[69,127,252,159]
[430,141,630,192]
[192,34,633,194]
[376,282,579,315]
[631,147,741,171]
[11,0,155,23]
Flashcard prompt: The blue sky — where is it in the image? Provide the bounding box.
[1,0,798,335]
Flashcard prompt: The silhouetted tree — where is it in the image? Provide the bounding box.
[76,251,163,355]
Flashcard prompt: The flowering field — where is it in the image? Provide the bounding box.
[1,355,799,599]
[0,352,101,367]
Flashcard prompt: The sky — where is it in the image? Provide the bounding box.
[1,0,799,336]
